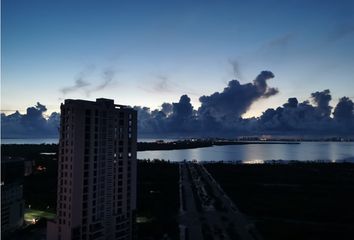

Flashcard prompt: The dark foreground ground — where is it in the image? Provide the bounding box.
[137,160,179,240]
[2,142,179,240]
[205,162,354,240]
[3,144,354,239]
[21,159,180,240]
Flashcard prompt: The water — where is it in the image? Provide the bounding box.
[1,138,59,144]
[2,138,353,163]
[138,142,354,163]
[0,137,175,145]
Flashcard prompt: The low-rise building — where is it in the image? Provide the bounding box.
[1,157,25,237]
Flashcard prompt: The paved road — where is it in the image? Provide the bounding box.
[179,163,204,240]
[179,162,262,240]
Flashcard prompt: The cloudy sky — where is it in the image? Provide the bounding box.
[2,0,354,118]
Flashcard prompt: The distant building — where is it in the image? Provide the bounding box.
[1,157,25,237]
[47,98,137,240]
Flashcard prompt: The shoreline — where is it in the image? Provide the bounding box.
[2,140,301,152]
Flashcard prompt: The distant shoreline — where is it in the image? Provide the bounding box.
[2,139,353,152]
[2,143,353,163]
[137,140,301,151]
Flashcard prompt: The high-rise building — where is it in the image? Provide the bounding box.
[47,98,137,240]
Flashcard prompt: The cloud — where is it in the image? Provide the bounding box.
[1,103,60,138]
[134,95,199,135]
[283,97,298,108]
[257,91,354,135]
[133,73,353,137]
[133,71,279,135]
[85,68,116,96]
[161,102,173,116]
[60,65,94,95]
[60,66,116,97]
[153,75,174,92]
[311,89,332,118]
[139,75,177,94]
[333,97,354,121]
[228,59,242,80]
[96,69,115,91]
[265,33,295,48]
[168,95,198,132]
[141,74,200,97]
[61,79,91,95]
[3,71,354,138]
[198,71,277,124]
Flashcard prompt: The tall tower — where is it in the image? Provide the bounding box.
[47,98,137,240]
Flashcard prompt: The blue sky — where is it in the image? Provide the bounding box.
[2,0,354,117]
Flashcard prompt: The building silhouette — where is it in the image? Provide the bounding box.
[47,98,137,240]
[1,157,25,238]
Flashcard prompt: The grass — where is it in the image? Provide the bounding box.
[205,162,354,240]
[137,159,180,240]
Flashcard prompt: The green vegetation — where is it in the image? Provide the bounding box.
[185,164,203,212]
[137,159,180,240]
[1,144,58,212]
[138,140,213,151]
[2,144,180,240]
[1,144,58,158]
[23,153,58,212]
[205,162,354,240]
[24,209,56,222]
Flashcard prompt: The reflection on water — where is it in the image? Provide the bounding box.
[1,137,175,144]
[138,142,354,163]
[2,138,354,163]
[243,159,265,164]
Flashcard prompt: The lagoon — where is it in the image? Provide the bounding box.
[138,142,354,163]
[2,138,353,163]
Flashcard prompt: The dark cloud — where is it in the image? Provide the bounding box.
[171,95,193,119]
[161,103,173,116]
[134,95,198,135]
[1,103,59,138]
[333,97,354,121]
[198,71,277,127]
[3,71,354,138]
[283,97,298,108]
[311,89,332,118]
[134,71,279,135]
[168,95,198,132]
[257,91,354,136]
[133,106,163,134]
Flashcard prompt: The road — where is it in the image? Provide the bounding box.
[179,162,204,240]
[179,161,262,240]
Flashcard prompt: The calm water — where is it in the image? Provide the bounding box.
[138,142,354,163]
[0,137,177,145]
[2,138,353,163]
[1,138,59,144]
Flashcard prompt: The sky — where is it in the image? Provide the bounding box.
[2,0,354,119]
